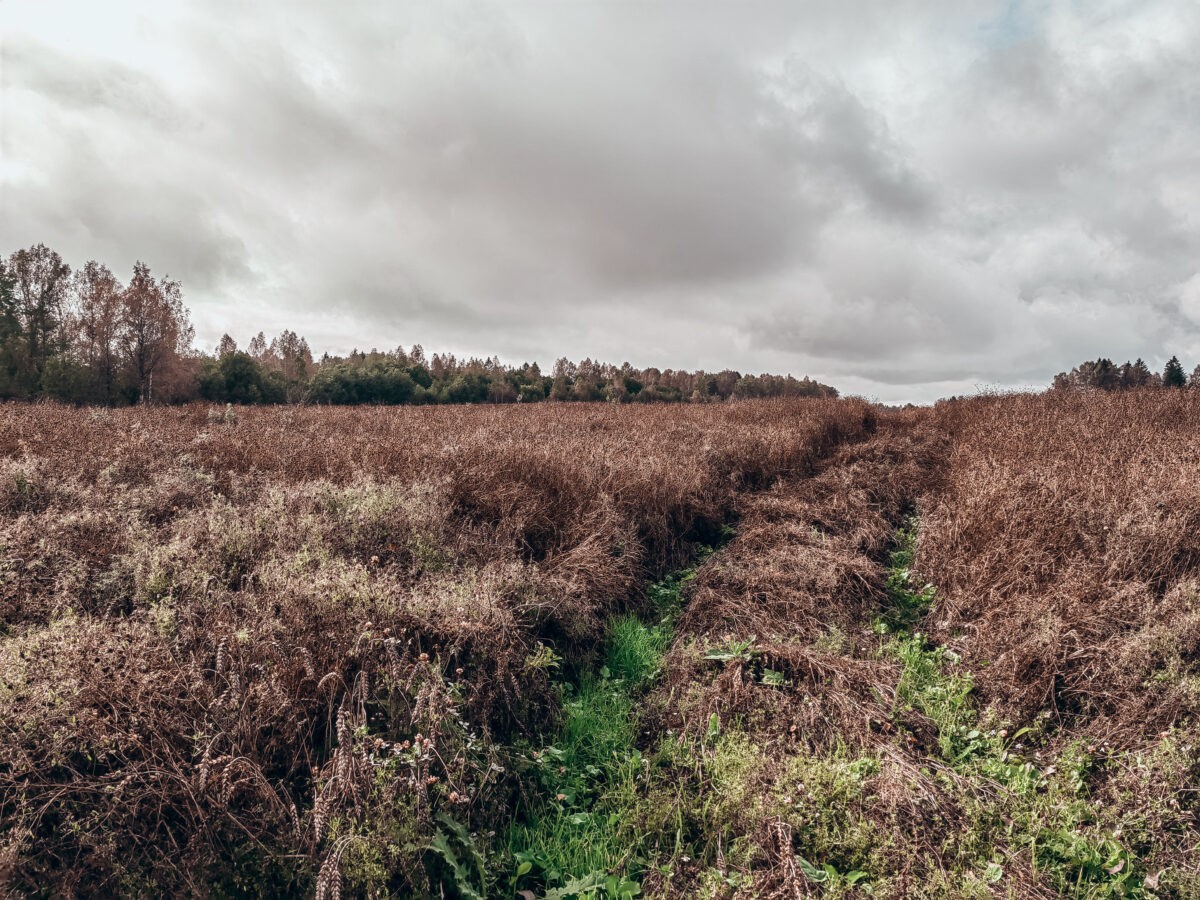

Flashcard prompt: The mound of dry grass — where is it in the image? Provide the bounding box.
[677,412,943,646]
[641,396,1200,896]
[642,413,968,895]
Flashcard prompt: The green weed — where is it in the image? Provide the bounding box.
[507,559,706,897]
[702,635,759,664]
[881,520,1147,897]
[606,615,672,684]
[879,517,936,630]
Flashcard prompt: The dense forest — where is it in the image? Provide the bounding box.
[0,244,837,406]
[10,243,1200,408]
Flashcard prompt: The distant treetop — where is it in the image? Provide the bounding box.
[1052,356,1199,392]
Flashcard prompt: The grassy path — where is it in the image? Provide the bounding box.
[498,524,1159,897]
[504,549,719,899]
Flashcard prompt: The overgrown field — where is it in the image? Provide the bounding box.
[1,394,1199,898]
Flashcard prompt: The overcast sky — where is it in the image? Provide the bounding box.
[3,1,1199,402]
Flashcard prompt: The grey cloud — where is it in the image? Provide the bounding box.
[743,231,1007,380]
[760,60,935,221]
[2,37,180,126]
[2,0,1200,403]
[0,140,251,295]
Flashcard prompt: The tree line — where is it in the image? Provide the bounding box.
[0,244,838,406]
[2,245,193,404]
[1052,356,1200,392]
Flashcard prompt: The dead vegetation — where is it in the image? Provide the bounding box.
[645,412,968,896]
[920,391,1200,746]
[640,394,1200,896]
[915,391,1200,889]
[0,399,867,896]
[3,391,1200,897]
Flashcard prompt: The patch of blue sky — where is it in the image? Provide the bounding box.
[975,0,1039,50]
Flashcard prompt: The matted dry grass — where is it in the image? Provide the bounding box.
[647,412,964,896]
[0,399,869,896]
[644,394,1200,896]
[6,391,1200,896]
[920,391,1200,745]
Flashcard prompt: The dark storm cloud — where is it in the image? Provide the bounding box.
[2,0,1199,400]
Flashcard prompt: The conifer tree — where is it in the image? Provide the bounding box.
[1163,355,1187,388]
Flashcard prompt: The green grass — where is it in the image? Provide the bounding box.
[879,517,937,631]
[605,615,672,684]
[505,555,709,898]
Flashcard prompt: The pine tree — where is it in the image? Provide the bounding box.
[1163,355,1187,388]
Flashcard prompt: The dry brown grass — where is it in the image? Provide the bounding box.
[908,390,1200,889]
[0,398,869,896]
[919,390,1200,745]
[679,410,943,644]
[645,394,1200,896]
[647,412,969,896]
[7,391,1200,896]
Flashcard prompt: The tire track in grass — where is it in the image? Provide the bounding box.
[880,520,1149,897]
[505,543,727,899]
